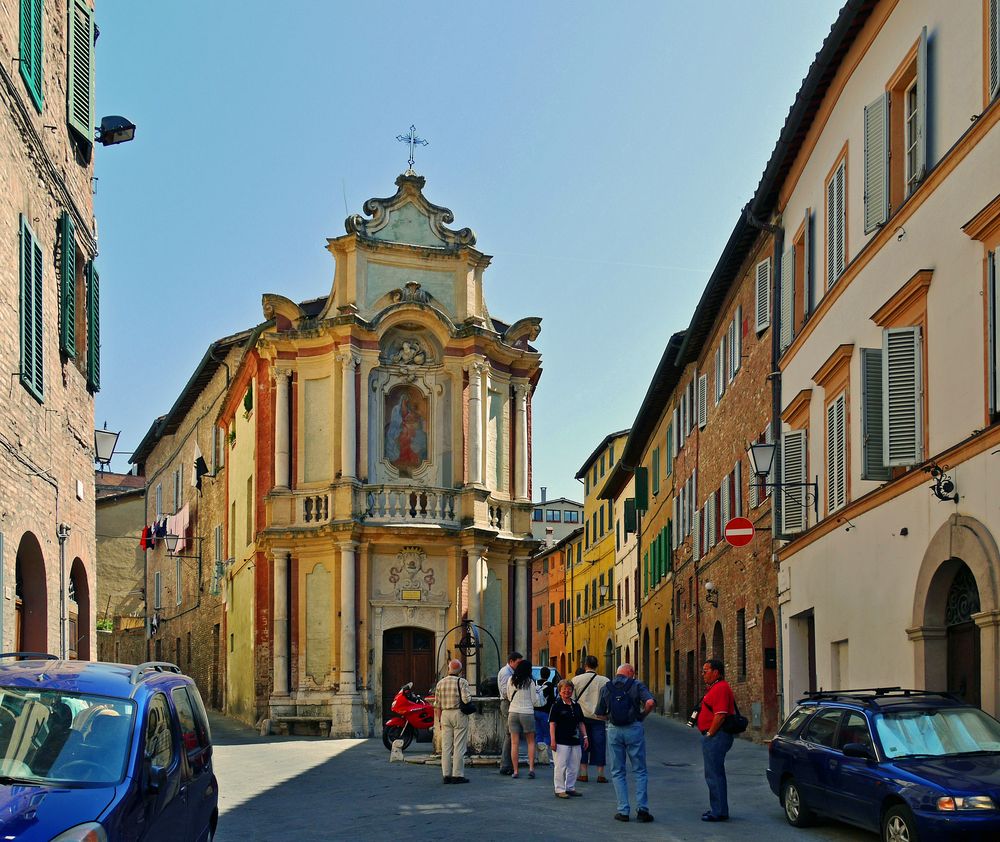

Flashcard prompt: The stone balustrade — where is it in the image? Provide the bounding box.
[364,485,459,527]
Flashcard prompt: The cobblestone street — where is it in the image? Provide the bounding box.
[210,712,868,841]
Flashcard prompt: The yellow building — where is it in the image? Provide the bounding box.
[571,431,629,677]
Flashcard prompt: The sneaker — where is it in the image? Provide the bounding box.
[499,768,513,776]
[528,770,535,779]
[614,813,630,822]
[555,792,570,799]
[451,777,470,784]
[442,777,452,784]
[596,775,609,783]
[636,810,654,823]
[567,790,583,797]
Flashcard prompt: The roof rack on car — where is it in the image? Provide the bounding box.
[801,687,958,704]
[130,661,182,684]
[0,652,58,661]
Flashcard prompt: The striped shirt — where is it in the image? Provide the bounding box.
[434,674,471,710]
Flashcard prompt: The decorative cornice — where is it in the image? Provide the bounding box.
[782,388,813,429]
[962,193,1000,242]
[812,343,854,390]
[870,269,933,327]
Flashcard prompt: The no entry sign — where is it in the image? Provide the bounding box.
[724,517,755,547]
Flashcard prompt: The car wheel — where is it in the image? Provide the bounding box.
[781,778,814,827]
[381,724,413,750]
[882,804,919,842]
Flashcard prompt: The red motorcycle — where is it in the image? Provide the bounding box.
[382,681,435,750]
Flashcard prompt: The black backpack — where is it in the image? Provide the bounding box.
[608,678,638,726]
[722,701,749,734]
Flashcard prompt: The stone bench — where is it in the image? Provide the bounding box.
[259,715,332,737]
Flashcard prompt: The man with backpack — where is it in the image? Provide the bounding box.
[571,655,609,782]
[595,664,655,823]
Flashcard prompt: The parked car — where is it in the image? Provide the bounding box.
[0,654,218,841]
[767,687,1000,841]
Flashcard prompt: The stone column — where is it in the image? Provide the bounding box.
[467,547,486,687]
[339,541,358,690]
[467,363,485,485]
[974,610,1000,718]
[513,381,529,501]
[338,351,360,479]
[273,368,291,490]
[514,557,528,655]
[272,548,290,695]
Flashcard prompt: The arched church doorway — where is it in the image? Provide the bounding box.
[69,558,90,660]
[15,533,47,652]
[946,563,981,706]
[382,627,435,717]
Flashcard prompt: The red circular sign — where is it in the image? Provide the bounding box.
[724,517,755,547]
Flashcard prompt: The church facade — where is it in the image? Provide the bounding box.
[219,173,541,735]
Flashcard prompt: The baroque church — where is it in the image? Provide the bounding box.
[219,172,541,736]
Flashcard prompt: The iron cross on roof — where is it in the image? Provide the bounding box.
[396,124,428,173]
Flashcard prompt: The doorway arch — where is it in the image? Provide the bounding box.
[69,558,90,660]
[642,628,650,684]
[910,515,1000,715]
[604,638,614,679]
[15,533,47,653]
[762,608,778,733]
[699,634,707,667]
[711,621,724,665]
[381,627,435,718]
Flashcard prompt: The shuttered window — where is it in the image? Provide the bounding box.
[19,216,44,401]
[671,498,679,549]
[781,429,808,534]
[826,160,847,287]
[697,374,708,428]
[67,0,95,142]
[755,259,771,332]
[706,494,715,547]
[864,92,890,233]
[692,509,701,562]
[715,345,724,403]
[989,250,1000,417]
[780,246,795,352]
[734,460,743,518]
[883,326,923,466]
[803,208,813,316]
[665,422,673,476]
[720,475,730,532]
[672,407,680,453]
[19,0,43,111]
[908,28,928,193]
[652,448,660,496]
[826,393,847,513]
[59,213,76,358]
[991,0,1000,100]
[732,305,742,375]
[861,348,890,480]
[86,261,100,392]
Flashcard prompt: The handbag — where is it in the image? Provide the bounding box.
[455,676,478,715]
[722,701,749,734]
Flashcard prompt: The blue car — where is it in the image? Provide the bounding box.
[767,688,1000,841]
[0,654,218,841]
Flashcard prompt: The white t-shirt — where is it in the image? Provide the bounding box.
[506,679,540,715]
[572,671,610,719]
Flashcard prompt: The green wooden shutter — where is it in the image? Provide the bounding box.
[634,466,648,512]
[67,0,95,142]
[861,347,890,480]
[651,449,660,495]
[19,0,43,111]
[781,429,807,534]
[86,260,100,392]
[59,212,77,358]
[863,92,889,233]
[19,216,43,400]
[827,395,847,512]
[883,327,922,467]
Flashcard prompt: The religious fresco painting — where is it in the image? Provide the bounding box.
[384,385,429,476]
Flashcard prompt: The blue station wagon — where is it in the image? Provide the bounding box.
[0,655,218,841]
[767,688,1000,842]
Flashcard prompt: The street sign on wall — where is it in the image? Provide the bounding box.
[724,517,755,547]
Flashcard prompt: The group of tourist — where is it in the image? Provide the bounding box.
[435,650,738,823]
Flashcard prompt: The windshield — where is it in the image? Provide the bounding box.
[875,707,1000,759]
[0,686,135,785]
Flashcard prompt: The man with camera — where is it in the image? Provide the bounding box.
[696,659,736,822]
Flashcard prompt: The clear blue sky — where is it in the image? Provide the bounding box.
[94,0,844,500]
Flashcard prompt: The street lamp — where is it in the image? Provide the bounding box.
[746,441,819,522]
[95,115,136,146]
[94,426,121,471]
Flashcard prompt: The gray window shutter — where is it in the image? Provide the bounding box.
[803,208,812,314]
[672,407,680,453]
[827,163,846,287]
[692,509,701,561]
[734,459,743,518]
[734,305,742,373]
[915,26,928,183]
[720,475,730,529]
[698,374,707,427]
[827,395,847,513]
[861,347,890,480]
[990,250,1000,415]
[714,346,722,404]
[780,246,795,352]
[863,92,890,233]
[992,0,1000,99]
[671,498,679,549]
[691,467,697,527]
[781,429,808,534]
[883,326,923,467]
[67,0,95,142]
[755,258,771,331]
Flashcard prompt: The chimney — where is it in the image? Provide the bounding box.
[541,486,547,503]
[545,526,554,546]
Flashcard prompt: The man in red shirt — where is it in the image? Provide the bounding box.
[696,659,736,821]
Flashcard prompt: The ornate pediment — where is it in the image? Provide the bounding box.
[345,173,476,249]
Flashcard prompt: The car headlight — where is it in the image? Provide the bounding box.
[49,822,108,842]
[937,795,996,811]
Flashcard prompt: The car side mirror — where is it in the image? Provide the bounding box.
[843,742,874,760]
[146,763,167,793]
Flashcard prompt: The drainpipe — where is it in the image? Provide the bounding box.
[57,523,71,659]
